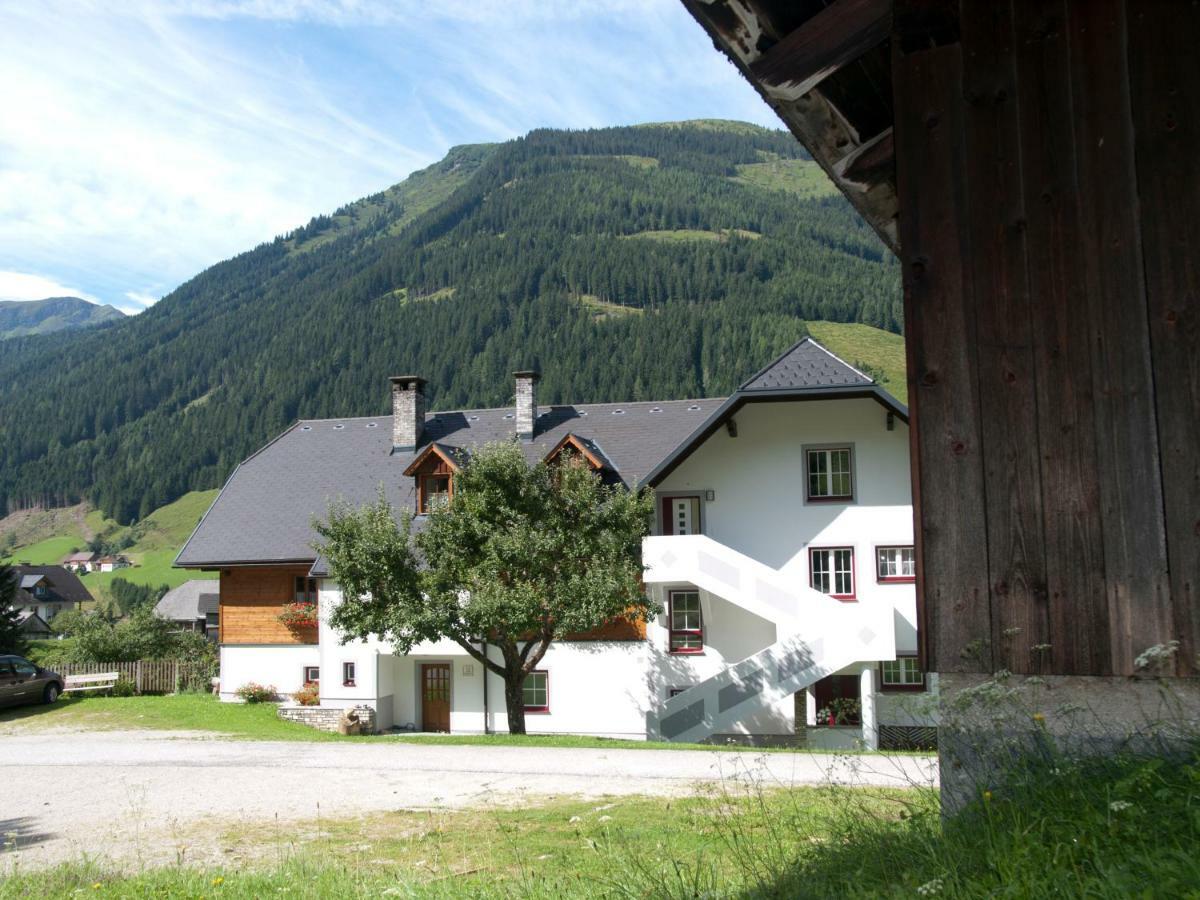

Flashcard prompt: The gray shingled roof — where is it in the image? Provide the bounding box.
[740,337,873,391]
[11,566,93,605]
[155,579,220,621]
[177,397,724,568]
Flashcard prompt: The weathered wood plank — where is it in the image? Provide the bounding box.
[751,0,892,100]
[833,127,894,188]
[1010,0,1112,675]
[959,1,1050,675]
[1066,0,1171,673]
[892,23,993,673]
[1127,0,1200,676]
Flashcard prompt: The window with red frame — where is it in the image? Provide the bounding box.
[876,546,916,582]
[668,590,703,653]
[303,665,319,683]
[522,670,549,712]
[810,548,855,599]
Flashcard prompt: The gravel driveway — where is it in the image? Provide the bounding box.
[0,729,937,870]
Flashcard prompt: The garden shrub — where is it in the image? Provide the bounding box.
[109,677,137,697]
[293,681,320,706]
[235,682,277,704]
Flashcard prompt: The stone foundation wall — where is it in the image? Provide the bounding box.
[938,672,1200,815]
[277,704,378,734]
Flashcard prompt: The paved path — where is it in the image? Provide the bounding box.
[0,730,937,870]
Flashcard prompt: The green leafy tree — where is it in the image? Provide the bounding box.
[0,563,26,654]
[316,442,656,734]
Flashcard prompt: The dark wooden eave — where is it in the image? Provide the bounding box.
[682,0,899,251]
[401,442,464,477]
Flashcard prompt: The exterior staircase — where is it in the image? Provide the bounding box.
[642,535,894,743]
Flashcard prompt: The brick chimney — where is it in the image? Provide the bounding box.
[514,370,540,441]
[390,375,426,452]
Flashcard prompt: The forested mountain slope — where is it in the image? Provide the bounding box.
[0,297,125,339]
[0,121,901,523]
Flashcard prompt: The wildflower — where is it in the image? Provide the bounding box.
[212,876,225,886]
[982,790,993,802]
[1032,712,1045,723]
[1109,800,1133,813]
[916,877,944,896]
[92,884,102,890]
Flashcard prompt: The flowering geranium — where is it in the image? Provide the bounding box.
[277,600,318,628]
[293,680,320,706]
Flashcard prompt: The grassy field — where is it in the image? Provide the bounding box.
[806,321,908,404]
[0,695,814,753]
[2,490,218,604]
[1,786,914,898]
[733,157,839,199]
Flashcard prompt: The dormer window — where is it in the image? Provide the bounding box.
[402,443,463,514]
[543,433,610,473]
[34,584,47,598]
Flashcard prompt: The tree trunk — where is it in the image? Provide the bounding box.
[503,674,527,735]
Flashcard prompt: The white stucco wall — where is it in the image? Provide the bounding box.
[218,644,319,701]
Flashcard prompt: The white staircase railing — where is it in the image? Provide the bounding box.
[642,535,895,743]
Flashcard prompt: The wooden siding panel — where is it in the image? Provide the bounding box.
[220,566,317,645]
[892,26,993,673]
[1067,0,1171,672]
[1127,0,1200,675]
[1012,0,1112,674]
[959,2,1050,674]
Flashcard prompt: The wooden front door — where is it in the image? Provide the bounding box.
[421,663,451,732]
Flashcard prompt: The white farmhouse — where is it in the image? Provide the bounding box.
[176,338,935,749]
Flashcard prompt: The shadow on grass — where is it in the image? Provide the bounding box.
[0,695,84,724]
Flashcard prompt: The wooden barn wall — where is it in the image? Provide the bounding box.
[893,0,1198,676]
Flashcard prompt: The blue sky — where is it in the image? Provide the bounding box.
[0,1,777,314]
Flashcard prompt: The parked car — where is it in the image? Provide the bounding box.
[0,654,64,707]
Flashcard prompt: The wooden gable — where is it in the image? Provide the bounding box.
[543,433,609,472]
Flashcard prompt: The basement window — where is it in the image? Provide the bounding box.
[668,590,703,653]
[523,670,549,713]
[806,446,854,502]
[810,548,856,600]
[876,546,916,582]
[880,656,925,692]
[342,661,356,687]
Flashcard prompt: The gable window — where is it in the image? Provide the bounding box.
[668,590,703,653]
[418,474,451,513]
[880,656,925,691]
[303,665,320,683]
[523,670,549,712]
[342,662,356,687]
[294,576,318,603]
[34,584,47,598]
[806,447,854,501]
[810,548,855,600]
[877,546,916,582]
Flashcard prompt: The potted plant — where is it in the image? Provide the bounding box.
[278,600,318,629]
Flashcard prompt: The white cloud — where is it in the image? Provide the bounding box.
[0,0,778,308]
[0,271,102,304]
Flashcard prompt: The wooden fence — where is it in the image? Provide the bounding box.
[51,660,214,694]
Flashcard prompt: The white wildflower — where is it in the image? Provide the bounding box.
[1109,800,1133,813]
[916,877,944,895]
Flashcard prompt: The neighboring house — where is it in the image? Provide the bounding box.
[15,610,52,639]
[177,339,935,748]
[155,580,220,641]
[10,566,93,623]
[95,555,131,573]
[62,551,99,573]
